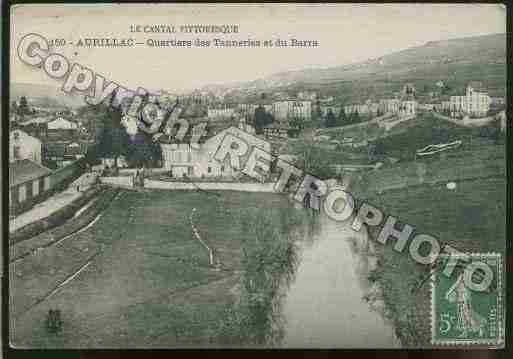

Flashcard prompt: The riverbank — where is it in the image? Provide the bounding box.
[349,139,505,347]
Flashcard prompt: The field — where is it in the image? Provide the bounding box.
[10,190,304,348]
[352,127,506,346]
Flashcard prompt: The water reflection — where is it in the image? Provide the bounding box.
[216,206,308,346]
[281,214,398,348]
[217,204,397,348]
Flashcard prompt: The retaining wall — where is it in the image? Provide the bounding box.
[144,179,277,192]
[100,176,134,187]
[432,111,503,128]
[10,186,101,244]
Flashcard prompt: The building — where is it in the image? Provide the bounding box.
[378,99,401,114]
[207,107,235,119]
[47,117,79,130]
[490,97,505,106]
[450,82,491,118]
[9,158,53,214]
[263,123,291,139]
[238,103,258,117]
[9,129,42,164]
[320,105,342,118]
[398,100,417,117]
[345,101,379,116]
[297,91,317,101]
[402,83,416,97]
[161,126,271,179]
[273,100,311,121]
[420,104,437,111]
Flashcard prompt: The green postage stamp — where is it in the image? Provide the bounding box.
[431,253,504,347]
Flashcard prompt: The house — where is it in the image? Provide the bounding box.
[450,82,491,118]
[345,100,379,116]
[47,117,79,130]
[263,123,291,139]
[378,99,401,114]
[9,129,42,164]
[420,103,436,111]
[161,126,271,179]
[490,97,505,106]
[273,100,311,121]
[402,83,416,97]
[9,159,53,214]
[297,91,317,101]
[399,100,417,117]
[320,104,341,118]
[207,107,235,119]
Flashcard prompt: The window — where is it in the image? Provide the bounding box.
[44,176,51,190]
[13,145,21,160]
[208,166,212,173]
[221,165,225,173]
[19,185,27,202]
[32,180,39,196]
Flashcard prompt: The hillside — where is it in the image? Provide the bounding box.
[10,83,85,108]
[209,33,506,103]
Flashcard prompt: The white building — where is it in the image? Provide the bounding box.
[297,91,317,101]
[399,100,417,117]
[273,100,311,121]
[47,117,79,130]
[161,126,271,179]
[345,102,379,115]
[9,129,42,164]
[207,107,235,119]
[378,99,401,114]
[450,82,491,118]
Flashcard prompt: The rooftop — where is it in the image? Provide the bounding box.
[9,159,53,187]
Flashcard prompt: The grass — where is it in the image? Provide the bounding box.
[352,132,505,347]
[372,112,501,160]
[10,189,306,348]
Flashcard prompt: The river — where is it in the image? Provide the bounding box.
[281,212,399,348]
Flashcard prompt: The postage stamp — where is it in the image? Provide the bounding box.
[431,253,504,347]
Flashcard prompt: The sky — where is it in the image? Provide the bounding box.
[10,3,506,93]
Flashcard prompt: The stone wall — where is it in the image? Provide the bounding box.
[144,179,277,192]
[100,176,134,187]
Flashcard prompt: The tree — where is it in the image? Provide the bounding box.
[325,109,337,127]
[10,101,18,115]
[97,100,131,168]
[351,110,360,123]
[289,117,303,131]
[337,107,347,126]
[254,105,267,134]
[18,96,30,116]
[126,132,162,168]
[313,99,322,122]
